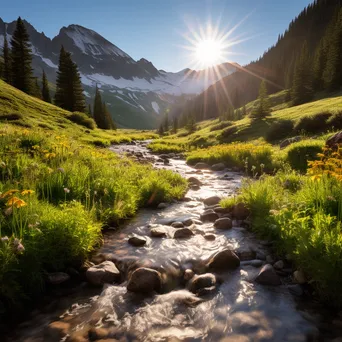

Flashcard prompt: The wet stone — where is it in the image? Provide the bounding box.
[187,177,202,186]
[150,227,167,238]
[188,273,216,294]
[157,203,168,209]
[274,260,284,270]
[200,210,219,222]
[211,163,226,171]
[214,217,233,230]
[47,272,70,285]
[287,284,304,297]
[127,267,162,293]
[45,321,70,340]
[204,233,216,241]
[182,218,194,226]
[86,261,120,286]
[194,162,210,169]
[203,196,221,206]
[184,269,195,281]
[207,249,240,271]
[255,264,281,286]
[128,236,147,247]
[171,221,184,228]
[232,202,250,220]
[174,228,194,239]
[293,269,307,284]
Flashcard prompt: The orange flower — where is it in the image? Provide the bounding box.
[21,190,35,196]
[0,189,19,199]
[6,197,27,208]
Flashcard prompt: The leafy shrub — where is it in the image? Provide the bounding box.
[285,140,323,172]
[219,126,238,142]
[210,121,233,132]
[294,112,332,134]
[266,120,294,142]
[0,112,23,121]
[68,112,96,130]
[327,111,342,130]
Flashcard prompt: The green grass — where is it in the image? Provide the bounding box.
[0,81,187,317]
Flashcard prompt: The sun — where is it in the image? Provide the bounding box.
[195,39,224,67]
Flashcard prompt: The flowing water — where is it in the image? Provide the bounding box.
[8,142,328,341]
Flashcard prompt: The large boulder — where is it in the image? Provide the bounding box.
[255,264,281,286]
[174,228,194,239]
[171,221,184,228]
[127,267,162,293]
[203,196,221,206]
[232,202,250,220]
[326,131,342,150]
[211,163,226,171]
[200,210,219,222]
[204,233,216,241]
[188,273,216,294]
[207,249,240,271]
[86,261,120,286]
[293,269,307,284]
[214,218,233,230]
[194,162,210,170]
[128,236,147,247]
[47,272,70,285]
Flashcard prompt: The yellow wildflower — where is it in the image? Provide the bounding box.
[6,197,27,208]
[21,190,35,196]
[311,174,322,182]
[0,189,19,199]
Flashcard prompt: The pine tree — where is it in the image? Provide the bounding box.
[158,123,164,135]
[163,112,169,132]
[102,102,115,130]
[32,77,41,99]
[323,8,342,91]
[242,105,247,117]
[41,70,51,103]
[291,41,313,105]
[251,80,270,119]
[55,46,86,112]
[93,85,105,128]
[3,32,11,84]
[88,104,92,117]
[312,39,326,91]
[11,17,33,93]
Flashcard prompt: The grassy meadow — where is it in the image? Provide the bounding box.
[0,80,187,317]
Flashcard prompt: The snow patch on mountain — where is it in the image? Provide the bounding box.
[151,101,160,114]
[40,57,58,69]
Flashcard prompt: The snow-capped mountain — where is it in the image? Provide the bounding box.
[0,18,236,128]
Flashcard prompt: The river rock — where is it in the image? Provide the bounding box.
[174,228,194,239]
[214,207,231,214]
[200,210,219,222]
[150,227,167,238]
[326,131,342,150]
[194,162,210,169]
[183,218,194,226]
[232,202,250,220]
[46,272,70,285]
[86,261,120,286]
[204,233,216,241]
[214,217,233,230]
[171,221,184,228]
[207,249,240,271]
[293,269,307,284]
[255,264,281,286]
[187,177,202,186]
[250,259,264,268]
[127,267,162,293]
[203,196,221,206]
[287,284,304,297]
[128,236,147,247]
[280,136,302,149]
[157,203,168,209]
[188,273,216,294]
[211,163,226,171]
[274,260,284,270]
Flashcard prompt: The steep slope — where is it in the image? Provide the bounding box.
[176,0,340,122]
[0,19,236,128]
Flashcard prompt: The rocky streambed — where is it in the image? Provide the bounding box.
[7,141,342,342]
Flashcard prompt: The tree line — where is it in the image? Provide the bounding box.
[0,17,116,130]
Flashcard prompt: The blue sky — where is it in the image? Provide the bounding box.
[2,0,312,72]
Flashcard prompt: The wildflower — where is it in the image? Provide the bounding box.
[63,188,70,193]
[1,236,9,243]
[57,167,65,173]
[311,174,322,182]
[47,167,53,174]
[0,189,19,199]
[6,197,27,208]
[21,189,35,196]
[12,238,25,253]
[0,161,6,168]
[45,152,56,159]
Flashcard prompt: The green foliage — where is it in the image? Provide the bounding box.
[10,17,33,94]
[294,111,332,134]
[266,120,294,142]
[327,111,342,129]
[285,140,323,172]
[210,121,233,132]
[68,112,96,130]
[0,112,24,121]
[55,46,86,112]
